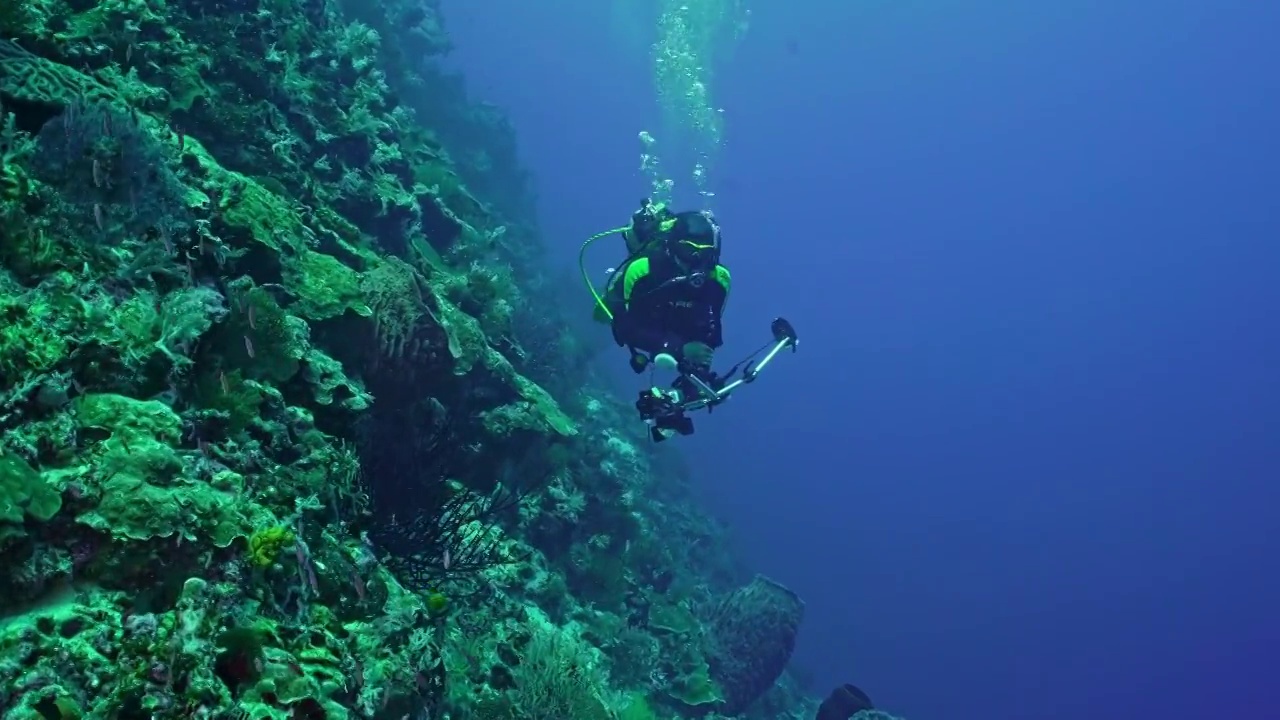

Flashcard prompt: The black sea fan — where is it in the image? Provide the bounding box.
[31,99,191,242]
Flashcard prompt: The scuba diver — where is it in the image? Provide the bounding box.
[581,199,799,442]
[597,200,728,382]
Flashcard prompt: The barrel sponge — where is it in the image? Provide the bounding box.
[704,574,805,714]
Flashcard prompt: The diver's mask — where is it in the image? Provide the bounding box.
[669,210,721,273]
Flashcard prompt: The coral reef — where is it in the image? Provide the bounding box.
[0,1,865,719]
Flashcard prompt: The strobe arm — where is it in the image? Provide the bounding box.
[681,317,798,410]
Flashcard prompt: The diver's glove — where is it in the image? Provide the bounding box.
[681,341,714,370]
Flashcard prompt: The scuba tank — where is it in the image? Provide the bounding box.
[625,198,676,254]
[582,198,674,322]
[580,199,717,322]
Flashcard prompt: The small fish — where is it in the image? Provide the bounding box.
[351,570,366,602]
[247,303,256,329]
[93,203,104,230]
[442,548,450,570]
[125,43,133,63]
[244,335,255,358]
[219,371,229,393]
[92,158,102,187]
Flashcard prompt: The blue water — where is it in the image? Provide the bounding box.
[442,2,1280,718]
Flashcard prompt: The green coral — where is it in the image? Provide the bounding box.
[0,273,88,377]
[421,280,576,436]
[73,393,248,545]
[0,2,30,36]
[81,473,247,546]
[361,256,428,358]
[214,623,271,687]
[0,449,61,542]
[282,248,369,320]
[248,526,295,568]
[669,660,724,708]
[0,39,117,108]
[217,175,311,253]
[105,286,228,369]
[155,286,227,364]
[425,591,448,618]
[649,602,700,636]
[617,693,658,720]
[228,282,310,382]
[194,368,264,433]
[301,347,373,411]
[503,612,612,720]
[73,393,181,444]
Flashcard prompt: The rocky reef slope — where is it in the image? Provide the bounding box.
[0,0,821,718]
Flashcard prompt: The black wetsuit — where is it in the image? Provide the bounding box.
[611,253,728,362]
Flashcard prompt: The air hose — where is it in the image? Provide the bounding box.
[578,225,631,321]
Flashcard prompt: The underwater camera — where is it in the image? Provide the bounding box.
[635,316,799,443]
[635,388,695,442]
